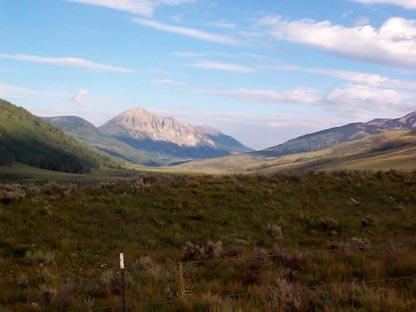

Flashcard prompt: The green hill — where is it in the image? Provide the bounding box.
[0,99,116,173]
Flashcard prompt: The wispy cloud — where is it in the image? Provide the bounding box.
[0,83,71,99]
[72,89,88,104]
[199,84,414,119]
[207,21,237,29]
[199,88,320,103]
[172,51,205,57]
[67,0,195,17]
[260,16,416,70]
[270,65,416,90]
[189,61,256,73]
[148,68,170,74]
[352,0,416,9]
[152,79,186,86]
[133,18,241,45]
[0,53,135,73]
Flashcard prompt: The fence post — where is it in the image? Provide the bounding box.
[177,262,185,299]
[120,253,127,312]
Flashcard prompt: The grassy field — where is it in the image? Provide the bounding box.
[0,164,142,184]
[0,171,415,311]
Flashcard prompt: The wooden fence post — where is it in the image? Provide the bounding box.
[120,253,127,312]
[177,262,185,299]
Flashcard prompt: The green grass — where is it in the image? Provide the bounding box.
[0,163,141,184]
[1,171,416,311]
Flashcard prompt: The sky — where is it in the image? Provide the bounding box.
[0,0,416,149]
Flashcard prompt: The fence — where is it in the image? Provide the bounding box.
[2,240,416,311]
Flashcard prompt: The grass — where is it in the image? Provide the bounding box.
[0,171,416,311]
[0,163,141,184]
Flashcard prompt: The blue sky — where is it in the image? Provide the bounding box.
[1,0,416,149]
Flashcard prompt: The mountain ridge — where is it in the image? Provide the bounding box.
[44,107,252,166]
[257,111,416,157]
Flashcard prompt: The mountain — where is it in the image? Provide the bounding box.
[45,108,251,166]
[43,116,160,166]
[257,111,416,157]
[174,129,416,173]
[0,99,115,173]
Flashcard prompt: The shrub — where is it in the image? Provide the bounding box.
[266,278,301,311]
[0,184,26,204]
[182,241,224,261]
[319,217,339,231]
[267,224,283,240]
[25,250,56,267]
[361,215,377,227]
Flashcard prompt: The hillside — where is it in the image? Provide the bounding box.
[174,130,416,173]
[258,111,416,157]
[0,99,115,173]
[45,108,251,166]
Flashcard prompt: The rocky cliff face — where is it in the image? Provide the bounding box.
[100,108,216,147]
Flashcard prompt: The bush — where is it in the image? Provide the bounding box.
[182,241,224,261]
[267,224,283,240]
[361,215,377,227]
[0,184,26,204]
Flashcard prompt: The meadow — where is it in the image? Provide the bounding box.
[0,170,416,311]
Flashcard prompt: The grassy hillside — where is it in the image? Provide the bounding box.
[175,130,416,173]
[0,99,117,173]
[0,172,415,311]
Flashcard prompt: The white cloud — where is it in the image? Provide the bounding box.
[260,16,416,70]
[172,51,205,57]
[67,0,195,17]
[208,21,237,29]
[148,68,170,74]
[352,0,416,9]
[199,88,320,104]
[0,83,70,99]
[271,65,416,90]
[151,79,186,86]
[199,84,414,119]
[133,18,241,45]
[189,61,256,72]
[0,53,135,73]
[72,89,88,104]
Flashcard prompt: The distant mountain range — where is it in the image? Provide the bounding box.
[0,99,115,173]
[44,108,252,166]
[2,97,415,174]
[176,110,416,173]
[257,111,416,157]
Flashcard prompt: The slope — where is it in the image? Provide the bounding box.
[258,111,416,157]
[0,99,115,173]
[173,130,416,173]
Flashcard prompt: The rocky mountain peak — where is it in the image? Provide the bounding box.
[101,108,216,147]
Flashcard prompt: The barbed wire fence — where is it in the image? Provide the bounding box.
[2,240,416,311]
